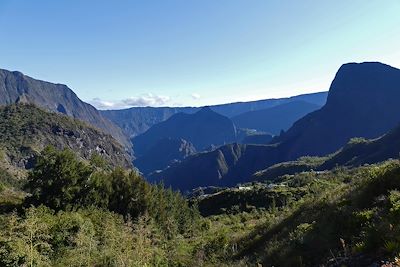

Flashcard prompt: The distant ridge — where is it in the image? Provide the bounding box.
[232,101,321,134]
[102,92,328,137]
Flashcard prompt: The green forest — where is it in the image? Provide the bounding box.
[1,146,400,266]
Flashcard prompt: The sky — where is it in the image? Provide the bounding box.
[1,0,400,109]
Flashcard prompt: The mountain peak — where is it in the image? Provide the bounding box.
[276,61,400,158]
[133,105,237,156]
[325,61,400,109]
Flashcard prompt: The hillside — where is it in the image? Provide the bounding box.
[0,69,130,149]
[255,124,400,181]
[0,104,132,178]
[232,101,321,134]
[191,161,400,266]
[321,124,400,169]
[101,92,328,137]
[132,107,237,156]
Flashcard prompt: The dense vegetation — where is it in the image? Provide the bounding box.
[2,144,400,266]
[193,161,400,266]
[0,147,204,266]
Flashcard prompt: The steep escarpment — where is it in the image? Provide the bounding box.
[0,69,130,149]
[275,62,400,159]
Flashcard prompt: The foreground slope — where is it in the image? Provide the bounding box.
[0,69,130,148]
[0,104,132,177]
[192,161,400,266]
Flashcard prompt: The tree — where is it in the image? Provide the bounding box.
[24,146,91,210]
[107,168,151,218]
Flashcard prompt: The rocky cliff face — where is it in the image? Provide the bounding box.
[0,69,130,149]
[275,62,400,159]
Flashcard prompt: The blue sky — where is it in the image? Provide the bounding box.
[1,0,400,109]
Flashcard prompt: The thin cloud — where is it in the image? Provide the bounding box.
[191,93,201,100]
[89,93,171,110]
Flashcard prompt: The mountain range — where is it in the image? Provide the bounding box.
[2,62,399,193]
[149,62,400,191]
[130,99,324,174]
[101,92,328,138]
[0,67,329,180]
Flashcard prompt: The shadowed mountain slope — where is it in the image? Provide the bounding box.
[149,62,400,191]
[148,143,281,191]
[132,107,237,156]
[241,133,274,145]
[275,62,400,159]
[133,138,196,175]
